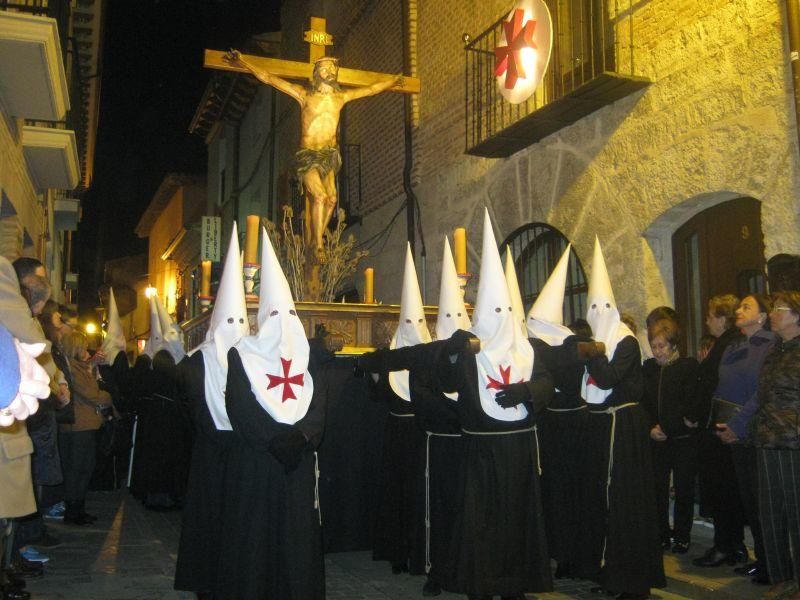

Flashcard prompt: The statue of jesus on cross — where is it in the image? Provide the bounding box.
[224,49,402,260]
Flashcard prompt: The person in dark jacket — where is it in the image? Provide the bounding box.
[641,319,699,553]
[753,290,800,600]
[693,294,749,568]
[713,294,777,584]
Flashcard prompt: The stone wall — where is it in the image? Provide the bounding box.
[358,0,800,320]
[0,105,43,261]
[278,0,800,322]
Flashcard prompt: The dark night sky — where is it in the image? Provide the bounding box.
[76,0,280,315]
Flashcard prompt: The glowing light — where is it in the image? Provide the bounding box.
[145,286,156,299]
[495,0,553,104]
[85,322,97,334]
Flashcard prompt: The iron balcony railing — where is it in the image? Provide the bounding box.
[465,0,644,156]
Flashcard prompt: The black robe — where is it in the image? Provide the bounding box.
[129,350,192,504]
[173,350,237,593]
[215,344,328,600]
[573,336,666,596]
[438,337,554,596]
[378,342,464,587]
[371,346,428,575]
[92,351,133,490]
[533,336,589,572]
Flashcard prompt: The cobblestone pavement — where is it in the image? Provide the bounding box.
[22,490,763,599]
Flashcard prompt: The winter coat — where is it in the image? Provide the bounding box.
[753,335,800,449]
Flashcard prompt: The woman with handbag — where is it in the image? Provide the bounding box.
[59,331,112,525]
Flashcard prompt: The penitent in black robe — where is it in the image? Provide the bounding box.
[573,336,666,596]
[173,350,237,594]
[215,344,329,600]
[533,336,589,574]
[371,347,428,575]
[377,341,463,588]
[438,338,554,597]
[129,350,192,505]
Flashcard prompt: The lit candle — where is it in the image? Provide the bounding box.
[244,215,260,264]
[200,261,212,297]
[364,268,374,304]
[454,227,467,274]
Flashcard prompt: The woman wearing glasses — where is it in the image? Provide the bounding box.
[752,291,800,600]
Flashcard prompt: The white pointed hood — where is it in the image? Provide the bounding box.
[142,294,164,359]
[389,244,432,401]
[581,236,634,404]
[436,237,470,401]
[234,227,312,424]
[436,237,471,340]
[470,209,534,421]
[100,287,126,364]
[526,244,574,346]
[155,295,186,362]
[193,223,250,430]
[504,247,527,337]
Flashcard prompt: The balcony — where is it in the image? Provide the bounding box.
[0,9,69,120]
[53,197,80,231]
[465,0,651,158]
[22,125,80,191]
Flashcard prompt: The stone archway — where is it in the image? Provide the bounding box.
[643,192,765,354]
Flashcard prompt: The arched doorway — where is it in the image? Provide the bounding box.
[672,197,765,355]
[501,223,587,326]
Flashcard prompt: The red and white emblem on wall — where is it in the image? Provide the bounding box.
[494,0,553,104]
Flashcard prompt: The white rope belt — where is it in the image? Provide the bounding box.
[425,432,432,575]
[313,451,322,526]
[389,411,415,418]
[592,402,638,567]
[460,425,536,436]
[423,429,463,576]
[546,405,587,412]
[533,425,542,476]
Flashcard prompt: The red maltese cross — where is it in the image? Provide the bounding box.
[267,357,305,402]
[586,374,598,387]
[494,8,538,89]
[486,364,524,391]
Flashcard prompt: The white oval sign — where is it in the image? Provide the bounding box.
[494,0,553,104]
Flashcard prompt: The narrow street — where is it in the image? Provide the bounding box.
[22,489,762,600]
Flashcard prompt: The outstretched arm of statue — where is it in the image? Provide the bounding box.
[344,73,404,102]
[224,49,306,104]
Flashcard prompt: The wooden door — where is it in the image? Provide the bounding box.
[672,197,765,356]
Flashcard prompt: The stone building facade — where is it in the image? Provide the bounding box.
[268,0,800,333]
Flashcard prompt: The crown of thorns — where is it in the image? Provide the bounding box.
[314,56,339,66]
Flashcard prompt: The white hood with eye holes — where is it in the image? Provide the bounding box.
[234,227,312,425]
[192,223,250,430]
[470,209,533,422]
[581,237,634,404]
[389,243,432,401]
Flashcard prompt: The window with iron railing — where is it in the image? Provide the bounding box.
[502,223,587,326]
[465,0,648,157]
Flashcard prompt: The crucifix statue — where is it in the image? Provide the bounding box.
[204,17,421,266]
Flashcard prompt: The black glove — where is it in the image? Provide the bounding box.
[446,329,478,356]
[268,428,308,473]
[495,382,531,408]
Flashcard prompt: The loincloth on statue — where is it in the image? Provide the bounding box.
[295,146,342,195]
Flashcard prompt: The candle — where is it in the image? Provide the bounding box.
[200,260,212,297]
[364,268,374,304]
[244,215,260,264]
[454,227,467,274]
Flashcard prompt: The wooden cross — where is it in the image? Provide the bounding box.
[203,16,420,94]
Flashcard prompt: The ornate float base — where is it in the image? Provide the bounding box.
[182,301,440,354]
